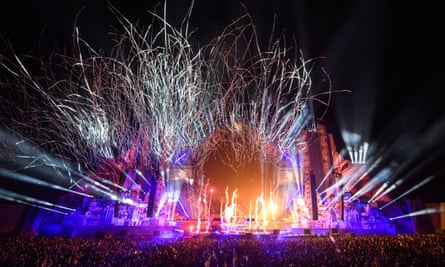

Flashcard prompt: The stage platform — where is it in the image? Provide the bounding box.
[36,219,395,239]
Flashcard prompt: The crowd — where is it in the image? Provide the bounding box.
[0,232,444,266]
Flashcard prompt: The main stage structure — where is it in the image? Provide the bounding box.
[1,9,414,238]
[24,124,404,238]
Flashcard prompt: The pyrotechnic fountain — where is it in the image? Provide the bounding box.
[0,6,399,237]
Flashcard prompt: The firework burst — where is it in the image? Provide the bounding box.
[0,5,327,218]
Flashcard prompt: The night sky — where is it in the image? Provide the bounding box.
[1,0,444,203]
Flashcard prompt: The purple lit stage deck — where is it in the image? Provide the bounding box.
[35,213,396,239]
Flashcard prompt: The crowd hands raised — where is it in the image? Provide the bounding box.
[0,232,444,267]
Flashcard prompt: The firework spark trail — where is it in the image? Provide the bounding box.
[0,5,328,220]
[1,7,221,194]
[114,9,223,184]
[194,16,325,219]
[202,15,325,172]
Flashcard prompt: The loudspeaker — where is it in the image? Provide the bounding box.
[339,194,344,221]
[310,174,318,220]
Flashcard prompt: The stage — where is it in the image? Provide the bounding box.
[35,216,396,239]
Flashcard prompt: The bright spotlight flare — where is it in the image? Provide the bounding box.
[342,130,369,165]
[380,175,433,209]
[389,206,445,221]
[0,168,92,198]
[0,188,76,215]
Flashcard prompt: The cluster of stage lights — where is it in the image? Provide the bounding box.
[347,142,369,165]
[341,129,369,165]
